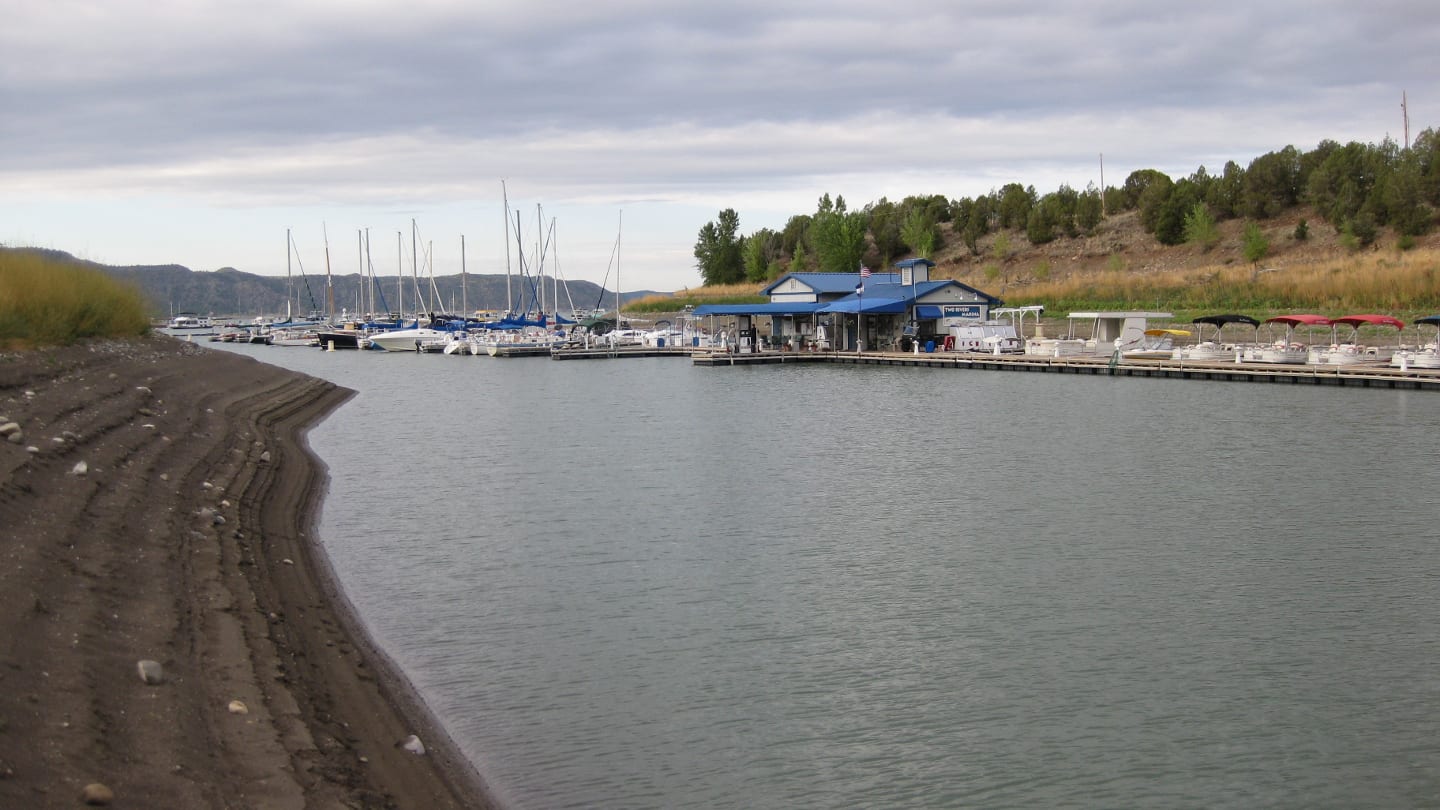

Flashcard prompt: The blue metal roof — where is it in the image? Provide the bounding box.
[817,297,909,314]
[692,302,821,316]
[717,274,1001,316]
[760,272,901,296]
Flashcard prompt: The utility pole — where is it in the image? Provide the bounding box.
[1099,152,1106,217]
[1402,91,1410,149]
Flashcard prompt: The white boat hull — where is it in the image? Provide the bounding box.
[1025,338,1088,357]
[365,328,452,352]
[1307,345,1391,365]
[1390,349,1440,369]
[1241,343,1309,364]
[1171,343,1241,362]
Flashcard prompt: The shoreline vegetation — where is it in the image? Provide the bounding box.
[0,251,150,348]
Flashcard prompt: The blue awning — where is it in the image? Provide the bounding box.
[915,305,943,319]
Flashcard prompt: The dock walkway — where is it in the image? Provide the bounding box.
[690,349,1440,390]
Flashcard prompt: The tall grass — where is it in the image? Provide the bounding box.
[966,248,1440,319]
[0,251,152,348]
[627,281,767,313]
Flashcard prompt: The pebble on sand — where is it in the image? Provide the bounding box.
[82,782,114,805]
[227,699,249,714]
[399,734,426,755]
[70,461,88,476]
[137,659,164,684]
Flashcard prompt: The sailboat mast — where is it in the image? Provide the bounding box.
[537,204,546,318]
[461,234,468,315]
[357,230,365,318]
[323,222,334,323]
[363,229,373,318]
[616,210,623,327]
[411,219,420,317]
[396,231,404,320]
[289,227,298,321]
[423,237,434,314]
[502,181,513,315]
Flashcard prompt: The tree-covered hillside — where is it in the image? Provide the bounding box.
[694,129,1440,285]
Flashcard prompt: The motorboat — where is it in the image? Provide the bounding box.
[365,327,454,352]
[1122,328,1191,360]
[1389,315,1440,369]
[1025,334,1087,357]
[1308,314,1403,365]
[641,321,685,348]
[269,326,320,347]
[480,327,571,356]
[947,318,1023,353]
[1241,314,1330,364]
[163,313,217,336]
[1024,311,1175,357]
[1171,314,1260,362]
[978,306,1041,354]
[316,322,367,350]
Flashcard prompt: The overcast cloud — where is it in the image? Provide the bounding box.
[2,0,1435,292]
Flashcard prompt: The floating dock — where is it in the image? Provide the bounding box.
[550,346,697,360]
[691,349,1440,390]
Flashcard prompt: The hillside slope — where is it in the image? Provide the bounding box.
[931,207,1440,296]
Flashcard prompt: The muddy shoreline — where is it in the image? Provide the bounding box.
[0,336,496,809]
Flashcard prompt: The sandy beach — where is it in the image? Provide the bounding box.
[0,336,495,809]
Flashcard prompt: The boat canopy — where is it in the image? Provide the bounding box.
[1144,328,1191,337]
[1192,314,1259,328]
[1332,314,1404,330]
[1415,315,1440,327]
[1265,314,1331,327]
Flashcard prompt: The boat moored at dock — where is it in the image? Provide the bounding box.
[1171,314,1260,362]
[1242,314,1330,364]
[1390,315,1440,369]
[1308,314,1404,365]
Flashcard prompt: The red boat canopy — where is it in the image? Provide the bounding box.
[1264,314,1331,327]
[1333,314,1404,330]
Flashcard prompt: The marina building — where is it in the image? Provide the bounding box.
[693,259,1002,352]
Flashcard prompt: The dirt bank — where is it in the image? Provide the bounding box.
[0,336,495,809]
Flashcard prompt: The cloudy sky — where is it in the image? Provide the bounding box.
[2,1,1433,293]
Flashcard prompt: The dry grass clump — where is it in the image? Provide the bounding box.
[994,247,1440,318]
[628,281,766,312]
[0,251,152,348]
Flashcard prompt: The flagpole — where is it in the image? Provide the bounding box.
[856,263,870,353]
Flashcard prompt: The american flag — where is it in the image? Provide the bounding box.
[859,265,873,278]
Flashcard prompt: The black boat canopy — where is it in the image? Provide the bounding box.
[1192,314,1261,328]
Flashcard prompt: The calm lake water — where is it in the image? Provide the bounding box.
[214,342,1440,809]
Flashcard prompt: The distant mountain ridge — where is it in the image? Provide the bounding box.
[2,246,661,319]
